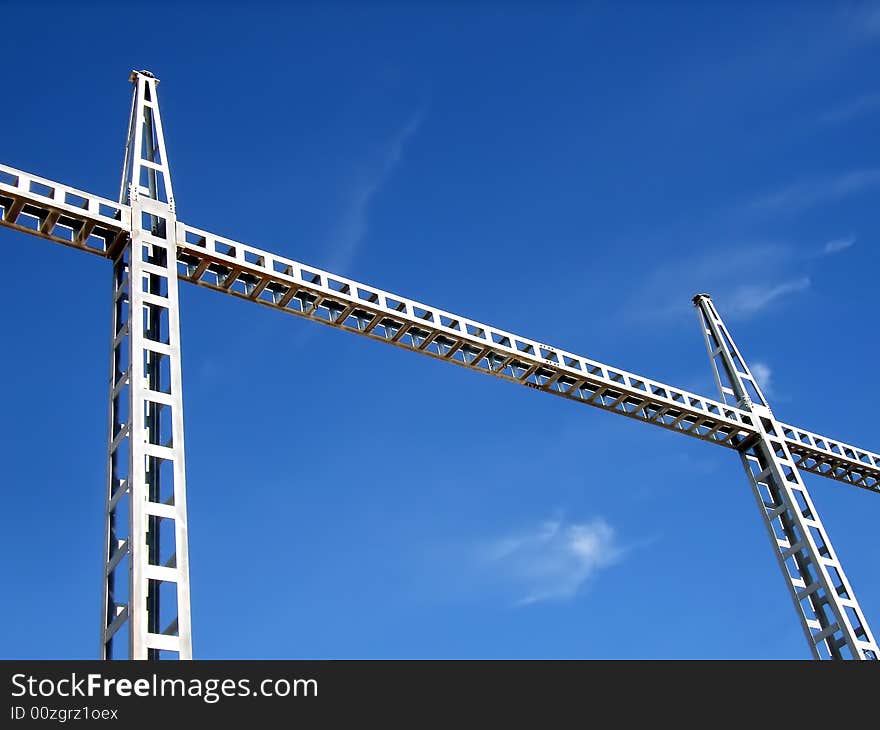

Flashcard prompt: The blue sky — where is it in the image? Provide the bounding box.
[1,2,879,659]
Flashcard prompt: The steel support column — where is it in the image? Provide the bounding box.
[695,294,877,660]
[100,71,192,660]
[3,69,879,660]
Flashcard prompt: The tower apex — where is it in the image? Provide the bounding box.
[129,69,158,83]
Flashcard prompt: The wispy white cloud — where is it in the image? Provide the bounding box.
[822,236,856,254]
[749,169,880,214]
[327,108,425,272]
[851,3,880,38]
[872,7,880,36]
[479,516,623,605]
[818,92,880,125]
[625,243,810,324]
[725,276,811,318]
[750,361,773,397]
[834,3,880,47]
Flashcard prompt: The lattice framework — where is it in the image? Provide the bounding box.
[0,71,877,659]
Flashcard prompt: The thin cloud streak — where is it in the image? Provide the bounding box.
[839,3,880,44]
[750,361,773,397]
[624,243,810,325]
[823,236,856,255]
[726,276,811,318]
[855,4,880,38]
[327,108,425,272]
[749,169,880,214]
[479,517,624,605]
[818,92,880,125]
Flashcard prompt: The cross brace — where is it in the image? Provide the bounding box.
[2,161,879,496]
[1,70,878,661]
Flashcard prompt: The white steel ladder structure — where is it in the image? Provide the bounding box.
[695,295,876,659]
[102,71,192,660]
[0,71,877,660]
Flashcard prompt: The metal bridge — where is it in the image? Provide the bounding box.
[1,71,877,660]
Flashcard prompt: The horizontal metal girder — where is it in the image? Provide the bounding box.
[2,162,878,494]
[0,164,127,255]
[173,220,756,452]
[776,421,880,492]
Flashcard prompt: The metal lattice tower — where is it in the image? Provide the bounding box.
[101,71,193,659]
[1,71,878,660]
[695,295,876,659]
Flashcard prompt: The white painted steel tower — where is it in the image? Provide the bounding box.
[0,72,877,660]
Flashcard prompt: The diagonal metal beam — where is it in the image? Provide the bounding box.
[695,293,878,660]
